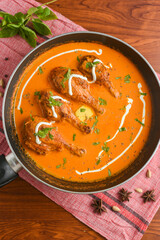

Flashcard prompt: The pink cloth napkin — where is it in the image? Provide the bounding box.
[0,0,160,239]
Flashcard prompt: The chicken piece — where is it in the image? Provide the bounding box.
[78,55,119,98]
[36,89,91,134]
[49,67,104,114]
[23,116,86,156]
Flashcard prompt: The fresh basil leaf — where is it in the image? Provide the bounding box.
[14,12,26,24]
[35,6,44,14]
[4,14,17,24]
[37,11,57,21]
[27,7,39,16]
[19,25,37,47]
[32,19,51,35]
[0,27,18,38]
[7,23,21,29]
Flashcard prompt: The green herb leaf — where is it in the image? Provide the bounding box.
[63,157,67,168]
[34,127,53,138]
[32,18,52,35]
[0,26,18,38]
[19,25,37,47]
[99,97,107,106]
[94,128,100,134]
[92,116,98,130]
[56,164,61,169]
[30,114,34,121]
[102,142,109,153]
[107,135,110,139]
[49,97,63,107]
[124,74,131,83]
[27,7,38,16]
[86,61,99,69]
[115,77,121,80]
[80,108,86,112]
[139,92,147,96]
[20,107,23,114]
[92,142,100,145]
[96,158,101,165]
[120,106,126,110]
[135,118,145,126]
[73,133,76,141]
[38,67,43,74]
[77,56,80,62]
[34,91,41,99]
[119,127,126,132]
[108,169,111,176]
[81,121,87,125]
[49,132,54,140]
[61,68,71,88]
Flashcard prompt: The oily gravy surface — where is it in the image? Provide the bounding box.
[14,42,152,182]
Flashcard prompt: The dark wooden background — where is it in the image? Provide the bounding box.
[0,0,160,239]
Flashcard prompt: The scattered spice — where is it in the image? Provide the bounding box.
[146,169,151,178]
[118,188,132,202]
[0,79,5,88]
[135,188,143,193]
[91,199,107,215]
[112,206,120,212]
[142,190,155,203]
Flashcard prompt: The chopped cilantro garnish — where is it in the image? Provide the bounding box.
[108,169,111,176]
[120,106,126,110]
[96,158,101,165]
[124,74,131,83]
[94,128,100,134]
[139,92,147,96]
[98,97,107,106]
[34,91,41,100]
[30,114,34,121]
[119,127,126,132]
[115,77,121,80]
[86,61,99,69]
[49,97,63,107]
[56,164,61,169]
[38,67,43,74]
[102,142,109,153]
[73,133,76,141]
[34,127,53,138]
[92,116,98,130]
[49,132,54,140]
[92,142,100,145]
[80,108,86,112]
[135,118,145,126]
[77,56,80,62]
[20,107,23,114]
[61,68,71,89]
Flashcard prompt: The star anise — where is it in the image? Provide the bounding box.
[118,188,132,202]
[91,199,107,215]
[142,190,155,203]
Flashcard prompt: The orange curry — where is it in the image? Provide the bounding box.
[14,42,152,182]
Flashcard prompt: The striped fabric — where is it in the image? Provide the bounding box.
[0,1,160,239]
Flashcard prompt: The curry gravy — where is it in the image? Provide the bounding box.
[14,42,152,182]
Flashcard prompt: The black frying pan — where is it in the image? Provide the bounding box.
[1,31,160,193]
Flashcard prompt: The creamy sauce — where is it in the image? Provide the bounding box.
[50,96,69,118]
[17,49,102,110]
[35,121,54,144]
[14,42,152,183]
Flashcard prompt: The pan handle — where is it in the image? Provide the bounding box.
[0,153,22,187]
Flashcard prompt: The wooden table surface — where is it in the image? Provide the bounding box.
[0,0,160,239]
